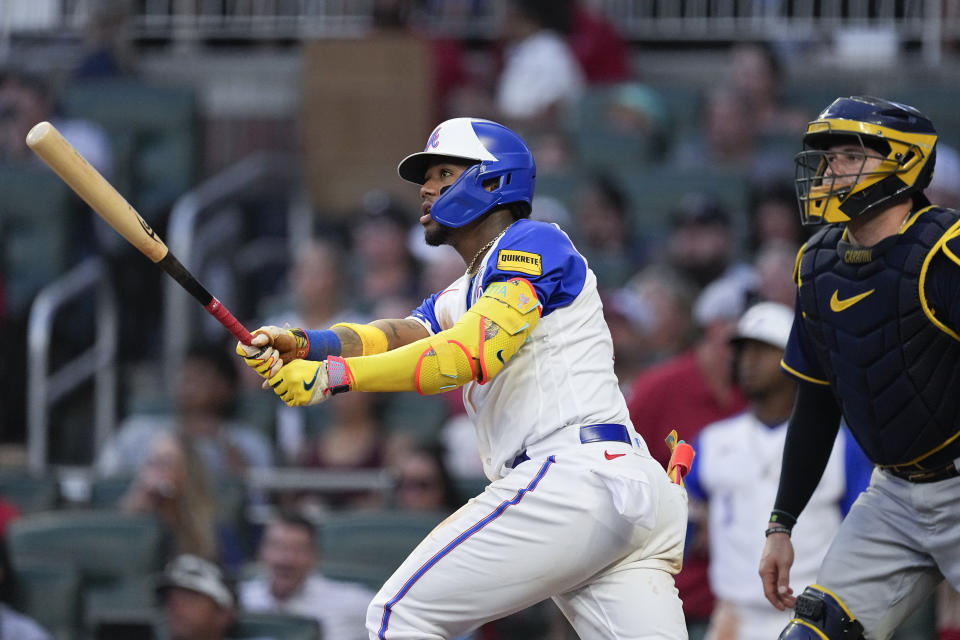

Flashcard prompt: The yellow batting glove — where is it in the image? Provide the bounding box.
[267,357,354,407]
[236,325,309,380]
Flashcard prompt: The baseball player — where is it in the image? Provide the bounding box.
[684,302,871,640]
[758,96,960,639]
[237,118,689,639]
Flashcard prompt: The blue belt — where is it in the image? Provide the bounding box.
[510,424,630,468]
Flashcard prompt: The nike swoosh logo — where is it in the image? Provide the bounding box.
[302,365,321,391]
[496,349,505,364]
[604,451,626,460]
[830,288,876,312]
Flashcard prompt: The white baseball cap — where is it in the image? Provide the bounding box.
[730,301,794,350]
[155,554,234,608]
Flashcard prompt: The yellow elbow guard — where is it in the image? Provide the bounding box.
[345,278,541,394]
[331,322,388,356]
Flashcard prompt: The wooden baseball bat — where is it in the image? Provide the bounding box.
[26,121,254,345]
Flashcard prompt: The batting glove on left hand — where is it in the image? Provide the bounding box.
[236,325,310,382]
[268,356,354,407]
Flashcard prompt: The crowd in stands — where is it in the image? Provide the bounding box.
[5,0,960,638]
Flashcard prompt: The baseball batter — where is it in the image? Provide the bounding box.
[237,118,689,639]
[758,96,960,639]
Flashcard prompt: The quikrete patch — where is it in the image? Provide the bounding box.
[497,250,542,276]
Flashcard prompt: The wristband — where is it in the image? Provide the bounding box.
[769,509,798,529]
[288,328,310,359]
[305,329,341,361]
[765,526,792,538]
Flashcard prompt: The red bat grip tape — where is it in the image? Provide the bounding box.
[204,298,253,345]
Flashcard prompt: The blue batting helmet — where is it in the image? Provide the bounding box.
[397,118,536,228]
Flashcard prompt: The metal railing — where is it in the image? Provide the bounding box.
[163,151,301,389]
[27,257,118,473]
[6,0,960,48]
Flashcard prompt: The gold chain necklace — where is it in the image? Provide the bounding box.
[465,224,512,277]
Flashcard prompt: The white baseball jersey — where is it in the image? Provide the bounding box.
[410,219,642,480]
[685,412,872,639]
[367,219,687,639]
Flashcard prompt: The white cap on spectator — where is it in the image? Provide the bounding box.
[730,301,794,350]
[155,554,234,609]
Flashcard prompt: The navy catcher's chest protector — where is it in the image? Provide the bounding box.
[797,207,960,465]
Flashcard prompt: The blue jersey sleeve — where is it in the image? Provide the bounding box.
[410,292,442,335]
[781,291,830,385]
[839,424,873,515]
[479,220,586,316]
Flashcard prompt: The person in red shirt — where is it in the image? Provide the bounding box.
[568,1,632,85]
[627,287,747,636]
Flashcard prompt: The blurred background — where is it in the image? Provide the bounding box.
[2,1,960,638]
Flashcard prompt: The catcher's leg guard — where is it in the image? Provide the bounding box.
[778,586,864,640]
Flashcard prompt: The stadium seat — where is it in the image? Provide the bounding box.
[11,559,82,640]
[59,79,199,220]
[83,574,158,638]
[612,166,751,242]
[231,611,322,640]
[318,509,446,591]
[453,476,489,504]
[0,165,74,318]
[0,470,59,513]
[891,592,935,640]
[6,510,166,586]
[382,393,451,442]
[567,85,667,171]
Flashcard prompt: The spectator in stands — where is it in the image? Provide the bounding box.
[0,536,52,640]
[350,193,421,316]
[927,142,960,210]
[371,0,470,122]
[259,238,370,464]
[155,554,237,640]
[567,0,631,85]
[618,264,698,371]
[0,498,18,538]
[572,173,645,289]
[728,42,810,138]
[684,302,871,640]
[662,194,754,292]
[239,512,373,640]
[298,391,389,510]
[71,0,135,79]
[745,181,809,255]
[602,289,654,393]
[260,238,366,333]
[494,0,585,128]
[98,343,273,479]
[751,240,800,309]
[0,68,112,176]
[392,444,461,513]
[120,430,220,562]
[626,281,749,637]
[670,85,793,185]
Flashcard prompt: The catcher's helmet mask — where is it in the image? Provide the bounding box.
[795,96,937,226]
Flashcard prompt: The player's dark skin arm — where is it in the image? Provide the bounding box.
[332,319,430,357]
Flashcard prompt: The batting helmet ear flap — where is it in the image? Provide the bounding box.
[429,163,504,228]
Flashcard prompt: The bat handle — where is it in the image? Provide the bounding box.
[204,297,253,345]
